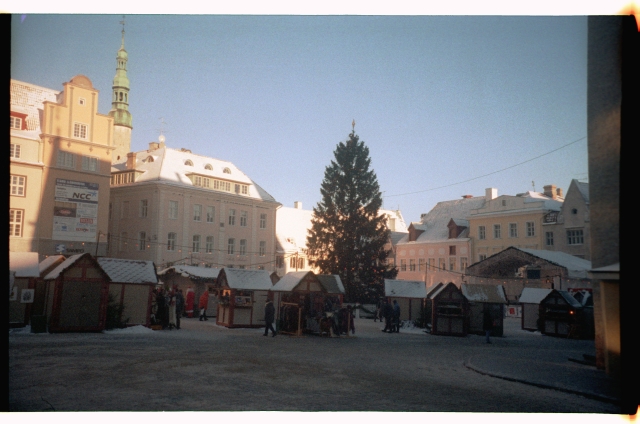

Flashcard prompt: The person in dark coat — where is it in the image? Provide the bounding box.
[483,308,494,344]
[156,288,167,329]
[392,300,401,333]
[382,300,393,332]
[175,289,185,330]
[264,300,276,337]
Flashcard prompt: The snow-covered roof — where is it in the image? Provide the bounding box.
[427,282,457,299]
[112,146,277,202]
[380,209,408,233]
[399,196,486,244]
[275,205,314,253]
[519,288,553,304]
[44,254,89,280]
[97,258,158,284]
[385,279,427,298]
[519,248,592,279]
[521,191,564,211]
[221,268,273,290]
[157,265,222,279]
[38,255,66,275]
[461,284,507,303]
[10,79,59,132]
[316,274,345,294]
[9,252,40,278]
[573,180,590,203]
[426,282,444,298]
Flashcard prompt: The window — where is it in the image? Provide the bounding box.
[10,116,23,130]
[119,232,128,252]
[509,223,518,238]
[400,259,406,271]
[139,232,147,251]
[260,213,267,229]
[276,256,284,268]
[478,226,486,240]
[205,164,213,170]
[567,229,584,245]
[418,258,425,271]
[10,175,26,196]
[223,167,231,174]
[194,204,202,221]
[168,201,178,219]
[259,241,266,256]
[571,208,578,215]
[240,211,248,227]
[298,258,305,269]
[526,221,535,237]
[10,143,21,159]
[439,258,446,270]
[81,156,98,172]
[206,236,214,253]
[206,206,215,223]
[449,246,456,255]
[121,201,130,219]
[227,238,235,254]
[57,151,76,168]
[228,209,236,226]
[546,231,554,246]
[139,200,148,218]
[493,224,501,239]
[73,122,88,139]
[409,259,416,271]
[167,232,176,251]
[9,209,23,237]
[203,178,210,188]
[449,258,456,271]
[79,98,86,106]
[239,239,247,256]
[185,160,193,166]
[428,258,435,271]
[501,199,507,206]
[193,175,202,186]
[479,254,487,261]
[460,257,468,272]
[192,235,201,253]
[290,256,297,268]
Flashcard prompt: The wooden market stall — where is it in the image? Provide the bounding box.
[157,265,222,318]
[519,287,553,331]
[423,283,444,329]
[538,289,587,339]
[461,284,507,337]
[43,253,110,333]
[9,252,41,328]
[427,282,468,336]
[270,271,345,336]
[97,258,158,327]
[384,279,427,322]
[216,268,273,328]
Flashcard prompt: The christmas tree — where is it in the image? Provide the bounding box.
[307,125,397,303]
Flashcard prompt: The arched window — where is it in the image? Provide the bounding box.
[204,164,213,171]
[145,156,154,163]
[119,92,123,102]
[185,160,194,166]
[223,167,231,174]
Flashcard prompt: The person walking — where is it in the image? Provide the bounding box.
[483,308,493,344]
[168,289,177,330]
[382,300,393,332]
[175,288,185,329]
[392,300,401,333]
[199,290,209,321]
[264,299,277,337]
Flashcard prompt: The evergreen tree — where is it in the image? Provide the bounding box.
[307,128,397,303]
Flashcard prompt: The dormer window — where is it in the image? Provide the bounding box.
[205,164,213,170]
[10,116,23,130]
[185,160,194,166]
[223,167,231,174]
[145,156,154,163]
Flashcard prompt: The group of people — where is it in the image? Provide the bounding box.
[376,299,401,333]
[152,286,212,329]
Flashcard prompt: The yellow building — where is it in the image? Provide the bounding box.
[10,76,115,260]
[468,186,564,264]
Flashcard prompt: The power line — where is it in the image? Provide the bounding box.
[384,136,587,199]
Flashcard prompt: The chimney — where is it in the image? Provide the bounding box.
[294,201,302,209]
[149,142,159,151]
[462,195,473,199]
[485,188,498,201]
[126,151,137,169]
[543,184,557,199]
[556,187,563,198]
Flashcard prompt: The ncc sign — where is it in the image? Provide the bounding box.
[53,179,99,242]
[55,179,99,204]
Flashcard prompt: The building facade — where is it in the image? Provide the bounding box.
[468,186,564,265]
[108,140,281,271]
[10,76,114,259]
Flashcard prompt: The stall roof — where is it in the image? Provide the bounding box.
[157,265,222,279]
[461,284,507,303]
[547,290,583,308]
[519,287,553,304]
[271,272,345,294]
[221,268,273,290]
[427,282,457,299]
[39,255,65,275]
[97,258,158,284]
[43,253,97,280]
[426,282,444,298]
[9,252,40,277]
[519,248,592,279]
[316,274,345,294]
[385,279,427,298]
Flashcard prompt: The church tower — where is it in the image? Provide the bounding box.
[109,18,133,162]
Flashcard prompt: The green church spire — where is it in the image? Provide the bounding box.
[109,17,132,129]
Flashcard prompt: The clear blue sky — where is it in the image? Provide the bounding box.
[11,14,589,223]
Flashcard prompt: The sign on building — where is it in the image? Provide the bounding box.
[53,179,99,242]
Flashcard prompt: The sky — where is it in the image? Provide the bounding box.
[9,12,600,224]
